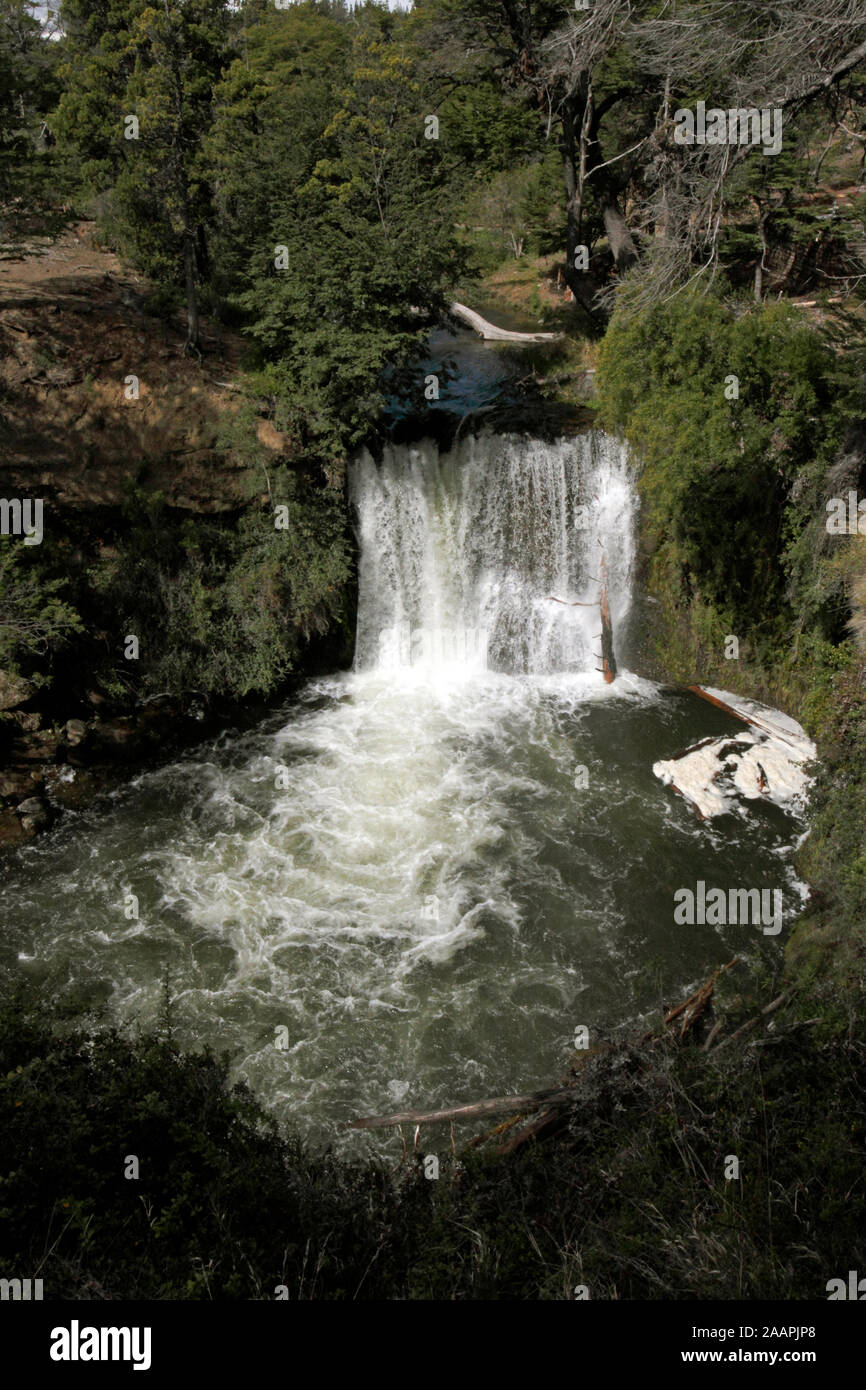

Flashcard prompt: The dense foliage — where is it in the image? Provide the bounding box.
[597,292,862,697]
[0,467,352,708]
[87,475,353,702]
[1,978,863,1299]
[0,542,83,677]
[788,657,866,1012]
[0,0,63,207]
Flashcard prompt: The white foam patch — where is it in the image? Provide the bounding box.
[654,688,817,820]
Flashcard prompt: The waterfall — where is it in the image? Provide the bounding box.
[350,431,636,677]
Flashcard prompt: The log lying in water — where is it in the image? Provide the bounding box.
[344,1086,580,1131]
[450,301,564,344]
[346,961,743,1139]
[655,687,816,820]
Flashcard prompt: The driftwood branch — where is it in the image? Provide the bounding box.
[344,1086,580,1132]
[546,596,597,606]
[345,961,792,1144]
[709,990,793,1054]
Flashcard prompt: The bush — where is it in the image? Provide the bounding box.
[0,540,83,680]
[596,291,858,701]
[2,974,864,1300]
[84,472,353,704]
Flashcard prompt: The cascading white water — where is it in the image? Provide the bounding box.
[351,431,636,676]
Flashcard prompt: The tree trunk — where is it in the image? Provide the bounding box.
[183,229,200,354]
[754,210,769,303]
[561,94,583,294]
[346,1085,581,1131]
[562,83,604,298]
[562,84,638,284]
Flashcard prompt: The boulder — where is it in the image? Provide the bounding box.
[0,768,41,800]
[15,795,51,834]
[44,765,100,811]
[17,731,60,763]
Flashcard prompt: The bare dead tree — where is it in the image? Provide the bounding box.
[439,0,866,313]
[610,0,866,311]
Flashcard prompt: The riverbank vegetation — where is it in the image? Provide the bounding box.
[1,973,863,1299]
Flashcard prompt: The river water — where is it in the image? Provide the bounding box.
[0,429,808,1150]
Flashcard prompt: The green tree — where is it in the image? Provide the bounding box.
[118,0,231,350]
[0,541,83,676]
[207,1,351,296]
[231,7,467,461]
[55,0,150,192]
[0,0,62,205]
[721,134,825,302]
[57,0,231,351]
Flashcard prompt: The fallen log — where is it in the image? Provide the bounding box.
[495,1105,565,1156]
[450,300,564,344]
[344,1086,580,1132]
[345,962,750,1144]
[708,989,793,1054]
[687,686,814,758]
